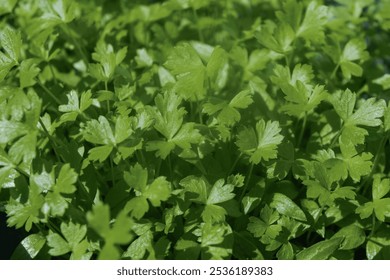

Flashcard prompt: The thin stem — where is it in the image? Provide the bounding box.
[284,55,290,68]
[359,133,388,194]
[330,63,340,80]
[39,118,62,163]
[105,81,110,113]
[110,154,116,189]
[239,163,254,201]
[37,80,62,105]
[227,153,242,177]
[49,64,58,85]
[369,215,376,238]
[155,158,162,177]
[197,100,203,124]
[329,127,343,149]
[167,154,173,181]
[60,24,89,65]
[297,114,307,148]
[306,204,326,244]
[192,8,204,42]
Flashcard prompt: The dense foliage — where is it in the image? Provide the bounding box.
[1,0,390,260]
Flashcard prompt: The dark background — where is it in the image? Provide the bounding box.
[0,212,26,259]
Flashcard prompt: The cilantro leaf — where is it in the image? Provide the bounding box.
[146,91,202,159]
[47,222,90,259]
[0,26,22,63]
[357,175,390,222]
[296,238,343,260]
[340,39,368,79]
[6,185,44,231]
[331,89,386,146]
[124,163,171,219]
[272,64,327,118]
[165,43,206,101]
[236,120,284,164]
[203,90,253,126]
[87,203,133,260]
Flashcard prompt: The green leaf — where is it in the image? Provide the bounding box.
[0,26,22,62]
[255,23,295,54]
[269,193,306,221]
[206,46,229,90]
[372,175,390,201]
[148,91,185,140]
[199,222,226,247]
[203,90,253,126]
[277,242,294,260]
[0,121,28,144]
[47,232,71,256]
[87,203,133,259]
[332,89,385,146]
[55,164,78,194]
[19,59,40,88]
[125,197,149,219]
[123,231,153,259]
[340,140,372,182]
[332,225,365,250]
[165,43,206,100]
[0,51,15,81]
[142,176,171,207]
[11,234,46,259]
[202,204,227,223]
[83,116,115,145]
[114,115,133,144]
[180,176,208,204]
[340,39,368,79]
[6,185,44,231]
[124,163,148,191]
[0,0,18,15]
[0,166,18,189]
[206,179,235,205]
[373,74,390,90]
[384,102,390,132]
[88,145,113,162]
[366,228,390,260]
[296,238,343,260]
[373,198,390,222]
[45,0,78,23]
[236,120,284,164]
[135,48,153,68]
[296,1,328,43]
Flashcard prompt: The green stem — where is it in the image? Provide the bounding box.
[297,114,307,148]
[109,154,116,188]
[40,119,93,205]
[330,63,340,80]
[39,118,62,163]
[359,132,388,194]
[48,219,62,235]
[167,154,173,181]
[155,158,162,177]
[197,99,203,124]
[284,55,290,68]
[193,8,204,42]
[329,126,343,149]
[239,163,254,201]
[227,153,242,177]
[369,215,376,238]
[37,80,62,105]
[105,81,110,114]
[60,24,89,65]
[49,64,58,85]
[306,204,326,244]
